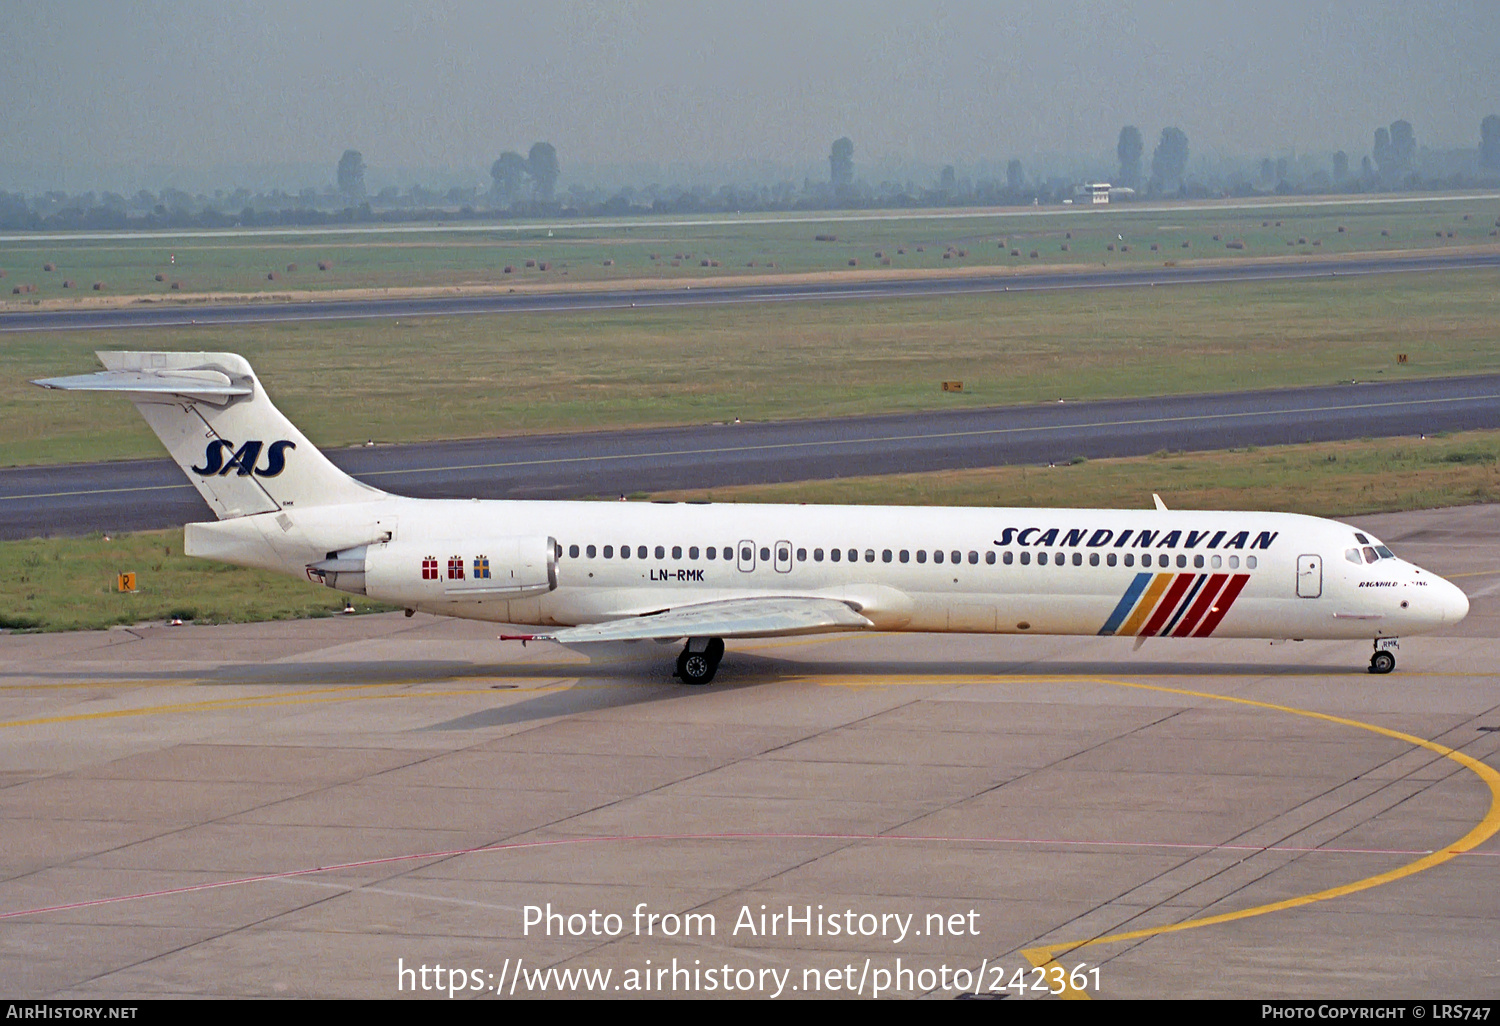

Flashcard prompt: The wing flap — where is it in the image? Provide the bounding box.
[531,596,873,644]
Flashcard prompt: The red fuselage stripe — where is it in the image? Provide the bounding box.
[1172,573,1230,637]
[1190,574,1251,637]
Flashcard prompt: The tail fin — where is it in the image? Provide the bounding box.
[34,351,384,519]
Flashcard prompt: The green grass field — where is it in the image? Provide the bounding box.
[6,268,1499,466]
[4,430,1495,632]
[2,195,1496,303]
[0,529,393,631]
[655,430,1500,514]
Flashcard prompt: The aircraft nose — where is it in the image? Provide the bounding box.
[1438,577,1470,624]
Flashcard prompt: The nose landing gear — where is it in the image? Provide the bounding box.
[1369,638,1398,674]
[676,637,725,685]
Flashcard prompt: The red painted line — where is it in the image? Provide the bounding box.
[1192,573,1251,637]
[1173,574,1230,637]
[1140,573,1195,637]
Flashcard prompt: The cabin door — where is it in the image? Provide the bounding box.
[1296,554,1322,598]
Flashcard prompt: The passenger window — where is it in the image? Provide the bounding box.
[797,548,806,561]
[621,545,631,559]
[1125,553,1134,567]
[900,550,910,563]
[865,549,876,563]
[1246,556,1258,569]
[1056,553,1066,569]
[831,548,841,562]
[778,546,790,562]
[1038,552,1048,566]
[672,546,682,559]
[742,546,754,562]
[569,544,579,558]
[1020,551,1031,565]
[587,544,597,558]
[985,551,995,565]
[848,549,858,562]
[1072,552,1082,566]
[1211,554,1221,569]
[1106,553,1115,566]
[951,551,961,564]
[814,548,824,561]
[916,550,927,564]
[1229,555,1240,569]
[604,545,614,558]
[705,546,715,561]
[934,550,944,564]
[1003,551,1013,565]
[1089,553,1099,566]
[760,547,770,561]
[968,551,978,564]
[689,546,699,559]
[1176,554,1187,568]
[656,545,666,559]
[1194,555,1204,568]
[882,549,892,563]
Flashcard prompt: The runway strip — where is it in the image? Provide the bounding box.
[3,373,1498,538]
[3,252,1498,332]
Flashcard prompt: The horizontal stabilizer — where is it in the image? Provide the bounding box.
[521,595,874,644]
[32,369,251,405]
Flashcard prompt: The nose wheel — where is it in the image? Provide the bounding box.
[676,637,725,685]
[1369,649,1396,674]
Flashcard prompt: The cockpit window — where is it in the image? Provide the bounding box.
[1351,532,1397,560]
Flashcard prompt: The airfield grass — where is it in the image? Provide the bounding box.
[0,529,393,632]
[4,430,1496,632]
[1,196,1497,303]
[654,429,1500,513]
[5,268,1500,466]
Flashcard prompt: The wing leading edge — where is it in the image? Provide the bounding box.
[509,595,874,644]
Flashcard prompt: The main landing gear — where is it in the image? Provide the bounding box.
[676,637,725,685]
[1369,638,1398,675]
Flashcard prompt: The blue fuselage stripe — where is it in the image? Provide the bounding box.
[1098,572,1153,635]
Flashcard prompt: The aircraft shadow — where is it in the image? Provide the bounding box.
[6,652,1371,732]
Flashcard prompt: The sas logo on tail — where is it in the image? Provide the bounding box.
[191,439,295,478]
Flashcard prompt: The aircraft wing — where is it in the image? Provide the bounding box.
[513,596,874,644]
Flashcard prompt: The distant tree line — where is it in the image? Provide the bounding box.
[3,116,1498,233]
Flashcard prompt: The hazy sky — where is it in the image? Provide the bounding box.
[3,0,1498,186]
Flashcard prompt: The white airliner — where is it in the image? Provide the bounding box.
[36,351,1468,683]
